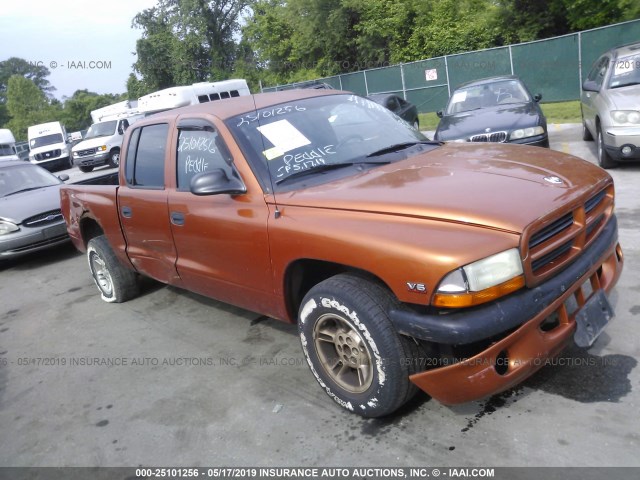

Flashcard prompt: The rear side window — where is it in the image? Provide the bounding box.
[176,127,234,191]
[125,124,168,188]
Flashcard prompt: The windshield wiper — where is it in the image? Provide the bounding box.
[366,140,441,158]
[611,81,640,89]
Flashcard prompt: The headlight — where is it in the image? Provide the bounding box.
[73,151,79,157]
[611,110,640,124]
[449,138,468,143]
[97,145,107,152]
[510,126,545,140]
[0,221,19,235]
[433,248,525,308]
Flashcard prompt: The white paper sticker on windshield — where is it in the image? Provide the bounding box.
[258,120,311,159]
[614,60,634,76]
[451,91,467,103]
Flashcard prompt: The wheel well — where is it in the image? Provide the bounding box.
[80,217,104,247]
[110,147,120,154]
[284,259,394,322]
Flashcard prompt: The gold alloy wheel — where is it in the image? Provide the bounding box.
[313,313,374,394]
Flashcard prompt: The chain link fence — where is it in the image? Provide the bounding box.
[261,19,640,113]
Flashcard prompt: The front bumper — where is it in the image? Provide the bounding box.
[73,151,109,167]
[390,215,623,404]
[603,126,640,160]
[0,221,69,258]
[509,133,549,148]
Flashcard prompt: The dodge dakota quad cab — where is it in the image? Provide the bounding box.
[61,89,624,417]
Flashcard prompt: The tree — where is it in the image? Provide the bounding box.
[61,90,125,132]
[131,0,252,90]
[5,75,61,140]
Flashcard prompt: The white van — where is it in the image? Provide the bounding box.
[0,129,20,162]
[71,115,143,172]
[137,79,250,115]
[28,122,71,171]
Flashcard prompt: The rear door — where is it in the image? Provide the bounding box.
[166,115,275,314]
[118,122,181,285]
[582,55,609,134]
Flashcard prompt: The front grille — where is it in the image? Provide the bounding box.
[23,209,64,227]
[76,148,97,157]
[470,131,507,143]
[523,185,614,285]
[35,149,61,160]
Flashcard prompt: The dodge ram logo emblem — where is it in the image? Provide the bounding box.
[544,176,563,185]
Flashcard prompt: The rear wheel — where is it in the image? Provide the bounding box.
[597,127,616,169]
[79,165,94,173]
[298,273,418,417]
[87,235,139,303]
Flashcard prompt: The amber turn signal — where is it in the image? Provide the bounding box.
[432,275,526,308]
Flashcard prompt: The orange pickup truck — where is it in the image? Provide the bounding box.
[61,89,623,417]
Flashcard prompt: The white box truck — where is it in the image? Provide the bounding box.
[0,129,20,162]
[28,122,71,171]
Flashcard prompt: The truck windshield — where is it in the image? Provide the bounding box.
[30,133,63,149]
[227,94,434,192]
[85,120,118,139]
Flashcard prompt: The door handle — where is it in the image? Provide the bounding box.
[170,211,185,226]
[121,206,132,218]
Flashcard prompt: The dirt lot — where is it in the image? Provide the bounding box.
[1,125,639,467]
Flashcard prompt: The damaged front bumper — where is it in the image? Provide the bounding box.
[389,215,623,405]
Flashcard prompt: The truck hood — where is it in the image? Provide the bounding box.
[0,185,63,224]
[72,136,115,152]
[276,143,611,233]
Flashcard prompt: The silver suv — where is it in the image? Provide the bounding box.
[581,42,640,168]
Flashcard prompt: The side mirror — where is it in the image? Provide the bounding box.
[582,80,599,92]
[58,174,70,182]
[437,110,444,118]
[190,169,246,196]
[533,93,542,103]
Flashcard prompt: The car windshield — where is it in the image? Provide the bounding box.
[0,144,15,156]
[0,164,61,197]
[30,133,64,149]
[227,94,432,191]
[85,120,117,139]
[609,54,640,89]
[446,80,531,115]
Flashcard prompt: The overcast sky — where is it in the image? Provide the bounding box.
[0,0,158,99]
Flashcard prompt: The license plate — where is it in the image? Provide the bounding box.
[574,289,614,348]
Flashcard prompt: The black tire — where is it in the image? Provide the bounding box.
[597,127,616,169]
[582,120,593,141]
[79,165,94,173]
[298,273,418,417]
[108,149,120,168]
[87,235,139,303]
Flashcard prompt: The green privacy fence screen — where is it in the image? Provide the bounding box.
[261,19,640,113]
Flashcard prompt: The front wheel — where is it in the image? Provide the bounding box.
[298,274,418,417]
[597,127,616,169]
[108,149,120,168]
[87,235,139,303]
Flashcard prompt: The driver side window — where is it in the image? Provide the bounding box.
[176,127,235,191]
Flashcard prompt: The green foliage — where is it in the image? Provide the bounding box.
[5,75,60,140]
[132,0,251,91]
[0,57,55,101]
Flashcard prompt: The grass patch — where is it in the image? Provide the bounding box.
[540,100,582,124]
[419,100,582,131]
